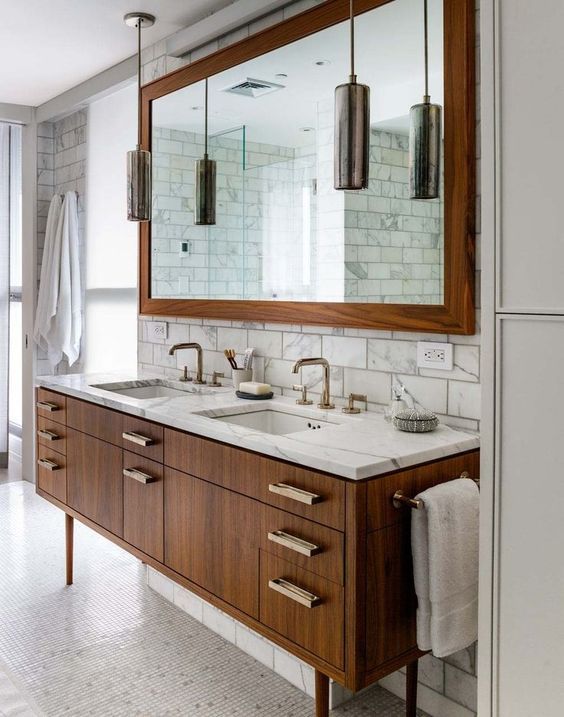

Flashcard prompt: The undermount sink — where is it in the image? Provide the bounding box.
[198,407,342,436]
[92,379,214,399]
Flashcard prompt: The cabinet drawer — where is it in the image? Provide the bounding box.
[67,397,123,445]
[260,506,344,585]
[36,388,66,424]
[123,452,164,561]
[37,444,66,503]
[260,552,344,669]
[122,416,164,462]
[164,429,345,530]
[37,416,67,453]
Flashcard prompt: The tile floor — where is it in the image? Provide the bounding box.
[0,481,429,716]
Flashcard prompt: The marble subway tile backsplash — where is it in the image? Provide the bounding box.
[139,315,480,430]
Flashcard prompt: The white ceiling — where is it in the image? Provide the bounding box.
[153,0,443,147]
[0,0,236,106]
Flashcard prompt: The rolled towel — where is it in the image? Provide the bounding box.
[411,478,479,658]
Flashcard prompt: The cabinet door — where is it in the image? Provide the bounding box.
[123,452,163,561]
[67,428,123,537]
[164,468,259,618]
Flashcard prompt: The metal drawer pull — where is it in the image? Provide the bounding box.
[37,429,60,441]
[123,468,156,484]
[38,458,60,471]
[36,401,60,412]
[268,483,322,505]
[268,578,321,608]
[122,431,155,447]
[268,530,321,557]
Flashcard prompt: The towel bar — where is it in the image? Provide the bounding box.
[392,471,479,510]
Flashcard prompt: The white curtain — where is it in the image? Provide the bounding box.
[0,124,9,467]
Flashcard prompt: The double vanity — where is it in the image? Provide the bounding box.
[35,371,479,717]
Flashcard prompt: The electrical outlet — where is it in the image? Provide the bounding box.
[147,321,168,341]
[417,341,453,371]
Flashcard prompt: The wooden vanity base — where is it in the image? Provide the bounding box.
[65,513,73,586]
[36,389,478,717]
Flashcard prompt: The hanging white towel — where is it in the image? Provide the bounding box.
[411,478,479,658]
[33,194,63,361]
[33,192,82,369]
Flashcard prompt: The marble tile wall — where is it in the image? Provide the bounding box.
[35,110,87,377]
[137,0,480,714]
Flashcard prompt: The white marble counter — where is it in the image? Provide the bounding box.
[37,373,479,480]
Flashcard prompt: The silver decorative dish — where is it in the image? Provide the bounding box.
[392,408,439,433]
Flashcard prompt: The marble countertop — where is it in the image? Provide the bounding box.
[37,373,480,480]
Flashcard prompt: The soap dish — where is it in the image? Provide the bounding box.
[236,390,274,400]
[392,408,439,433]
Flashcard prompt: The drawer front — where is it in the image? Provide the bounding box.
[123,452,164,562]
[36,388,66,424]
[37,416,67,454]
[67,397,123,446]
[260,552,344,669]
[122,416,164,462]
[37,444,66,503]
[260,506,344,585]
[164,429,345,530]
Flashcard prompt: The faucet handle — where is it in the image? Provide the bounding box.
[342,393,367,414]
[179,366,193,383]
[210,371,224,387]
[292,384,313,406]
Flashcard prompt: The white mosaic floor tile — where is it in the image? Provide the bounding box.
[0,482,429,716]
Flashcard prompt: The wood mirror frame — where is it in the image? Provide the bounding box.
[139,0,475,334]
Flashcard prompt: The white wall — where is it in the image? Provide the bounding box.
[85,83,137,373]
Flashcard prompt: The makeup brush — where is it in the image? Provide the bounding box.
[224,349,238,370]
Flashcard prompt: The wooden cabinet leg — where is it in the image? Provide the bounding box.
[65,513,74,586]
[314,670,329,717]
[406,659,418,717]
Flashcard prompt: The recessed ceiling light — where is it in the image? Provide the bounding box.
[300,126,316,133]
[314,60,331,66]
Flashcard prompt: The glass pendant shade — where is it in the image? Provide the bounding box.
[194,154,217,225]
[127,147,151,221]
[409,100,441,199]
[334,80,370,190]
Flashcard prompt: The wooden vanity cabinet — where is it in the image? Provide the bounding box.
[35,390,480,713]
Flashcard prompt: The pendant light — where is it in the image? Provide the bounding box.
[194,78,217,225]
[334,0,370,191]
[125,12,155,222]
[409,0,442,199]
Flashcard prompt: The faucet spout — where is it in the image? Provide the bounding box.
[291,357,334,409]
[168,342,206,384]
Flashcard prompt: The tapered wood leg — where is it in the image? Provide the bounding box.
[314,670,330,717]
[65,513,74,585]
[406,659,419,717]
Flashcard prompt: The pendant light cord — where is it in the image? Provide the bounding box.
[424,0,429,102]
[137,18,142,148]
[350,0,356,82]
[204,78,209,158]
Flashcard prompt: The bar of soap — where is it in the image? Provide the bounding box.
[238,381,272,395]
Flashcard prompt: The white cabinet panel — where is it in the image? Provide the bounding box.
[499,0,564,311]
[497,317,564,716]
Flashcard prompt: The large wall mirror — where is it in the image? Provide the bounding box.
[140,0,475,333]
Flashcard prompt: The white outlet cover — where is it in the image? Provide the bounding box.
[147,321,168,341]
[417,341,453,371]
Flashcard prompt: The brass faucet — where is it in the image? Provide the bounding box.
[168,342,206,384]
[291,357,334,409]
